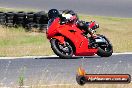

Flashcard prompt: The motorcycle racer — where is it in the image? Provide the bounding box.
[47,9,113,58]
[61,9,99,38]
[47,9,99,38]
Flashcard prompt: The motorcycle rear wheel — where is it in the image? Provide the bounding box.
[97,36,113,57]
[50,38,73,59]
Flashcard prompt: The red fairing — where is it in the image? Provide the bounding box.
[46,18,60,39]
[53,36,65,44]
[46,18,98,56]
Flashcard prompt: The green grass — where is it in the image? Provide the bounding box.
[0,27,53,56]
[0,29,44,47]
[0,7,37,12]
[0,8,132,56]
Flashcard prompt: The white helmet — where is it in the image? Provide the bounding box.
[61,10,78,23]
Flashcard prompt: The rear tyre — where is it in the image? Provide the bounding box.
[5,12,15,27]
[50,38,73,59]
[24,12,35,30]
[14,11,26,26]
[97,36,113,57]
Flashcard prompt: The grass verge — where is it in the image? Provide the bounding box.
[0,27,53,56]
[0,7,37,12]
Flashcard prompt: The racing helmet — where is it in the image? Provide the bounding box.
[48,9,60,19]
[62,10,78,22]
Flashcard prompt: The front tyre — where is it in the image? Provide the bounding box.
[97,36,113,57]
[50,38,73,59]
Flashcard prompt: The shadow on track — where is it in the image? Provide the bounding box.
[35,56,101,60]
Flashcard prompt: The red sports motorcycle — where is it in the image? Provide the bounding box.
[46,17,113,58]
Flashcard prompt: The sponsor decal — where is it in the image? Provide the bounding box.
[76,67,131,85]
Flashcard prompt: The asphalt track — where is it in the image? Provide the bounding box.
[0,54,132,86]
[0,0,132,17]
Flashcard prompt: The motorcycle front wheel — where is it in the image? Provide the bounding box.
[50,38,73,59]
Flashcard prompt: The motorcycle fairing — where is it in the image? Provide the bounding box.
[47,18,98,56]
[56,24,98,56]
